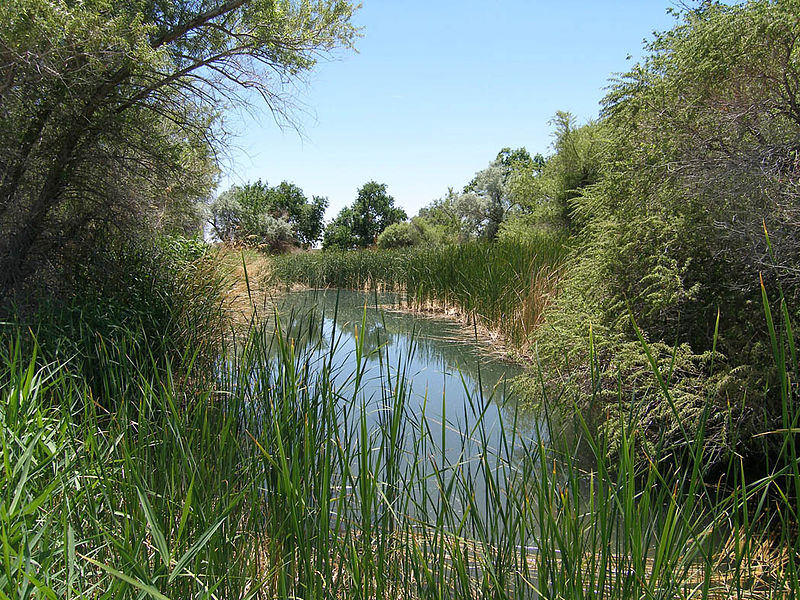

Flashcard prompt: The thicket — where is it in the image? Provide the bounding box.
[376,216,442,249]
[209,180,328,250]
[11,235,226,404]
[507,1,800,474]
[418,148,545,242]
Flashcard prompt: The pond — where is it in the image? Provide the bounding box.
[268,289,542,454]
[254,290,558,525]
[239,289,667,562]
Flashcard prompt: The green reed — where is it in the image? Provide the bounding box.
[3,285,799,597]
[270,236,568,346]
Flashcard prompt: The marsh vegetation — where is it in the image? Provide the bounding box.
[5,0,800,598]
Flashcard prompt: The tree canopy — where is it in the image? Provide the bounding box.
[419,147,538,241]
[323,182,407,250]
[0,0,357,298]
[209,179,327,249]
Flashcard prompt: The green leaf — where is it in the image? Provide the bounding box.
[78,553,171,600]
[167,512,229,584]
[175,473,194,546]
[136,487,170,570]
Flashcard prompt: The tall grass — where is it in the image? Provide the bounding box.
[3,288,800,597]
[18,236,227,404]
[271,236,568,346]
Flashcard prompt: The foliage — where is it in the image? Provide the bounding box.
[321,209,359,250]
[417,189,464,242]
[376,216,440,249]
[376,221,420,249]
[509,114,608,233]
[0,0,358,301]
[23,234,226,401]
[418,148,539,241]
[5,292,800,597]
[531,0,800,472]
[497,212,560,241]
[323,181,406,249]
[209,179,327,249]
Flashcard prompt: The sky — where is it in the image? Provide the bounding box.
[220,1,682,221]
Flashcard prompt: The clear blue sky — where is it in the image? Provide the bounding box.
[220,1,680,221]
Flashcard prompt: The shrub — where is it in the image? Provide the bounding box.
[17,233,226,404]
[376,222,420,249]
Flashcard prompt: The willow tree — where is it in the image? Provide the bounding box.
[0,0,357,297]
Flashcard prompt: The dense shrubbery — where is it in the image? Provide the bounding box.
[376,217,441,249]
[16,234,226,403]
[514,1,800,471]
[418,148,546,242]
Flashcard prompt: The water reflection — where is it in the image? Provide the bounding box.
[267,289,542,450]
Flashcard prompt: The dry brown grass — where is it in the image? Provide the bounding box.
[217,246,280,327]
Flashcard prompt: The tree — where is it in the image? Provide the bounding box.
[507,114,606,233]
[268,182,328,246]
[322,207,357,250]
[0,0,357,299]
[209,179,328,248]
[425,147,531,241]
[349,181,407,247]
[323,182,406,249]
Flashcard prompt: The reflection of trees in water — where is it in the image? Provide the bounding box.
[273,290,530,420]
[266,301,328,355]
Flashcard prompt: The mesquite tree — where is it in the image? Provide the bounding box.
[0,0,357,298]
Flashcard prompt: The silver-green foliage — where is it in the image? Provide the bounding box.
[424,148,537,241]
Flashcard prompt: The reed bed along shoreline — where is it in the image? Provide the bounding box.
[4,288,800,597]
[269,236,568,350]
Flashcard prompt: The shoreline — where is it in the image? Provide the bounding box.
[270,281,530,367]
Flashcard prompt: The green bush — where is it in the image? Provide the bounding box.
[375,217,442,249]
[376,222,421,249]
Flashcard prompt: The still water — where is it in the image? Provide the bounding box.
[267,289,542,457]
[255,289,561,533]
